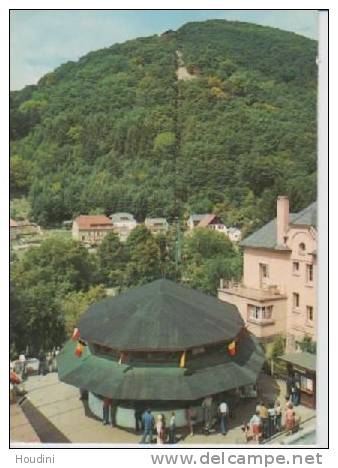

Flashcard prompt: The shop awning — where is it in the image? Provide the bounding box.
[279,352,316,372]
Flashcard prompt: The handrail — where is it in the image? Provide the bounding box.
[261,414,316,444]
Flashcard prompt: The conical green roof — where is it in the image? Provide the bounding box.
[78,279,244,351]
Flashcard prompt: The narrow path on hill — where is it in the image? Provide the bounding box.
[173,48,195,222]
[176,50,195,81]
[20,398,70,443]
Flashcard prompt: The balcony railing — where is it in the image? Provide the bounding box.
[219,279,286,302]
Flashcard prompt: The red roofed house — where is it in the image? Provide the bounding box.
[72,215,114,246]
[197,214,228,234]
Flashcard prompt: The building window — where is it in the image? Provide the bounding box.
[299,242,306,255]
[248,305,273,322]
[306,264,314,283]
[293,262,300,274]
[295,372,314,393]
[191,347,205,356]
[259,263,269,279]
[293,293,300,309]
[307,306,314,322]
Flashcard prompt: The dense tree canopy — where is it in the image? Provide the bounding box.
[10,20,317,232]
[10,238,99,355]
[181,228,242,294]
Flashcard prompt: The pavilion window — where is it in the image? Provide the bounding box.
[191,347,205,355]
[91,343,119,359]
[130,351,179,363]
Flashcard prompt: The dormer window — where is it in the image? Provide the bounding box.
[299,242,306,255]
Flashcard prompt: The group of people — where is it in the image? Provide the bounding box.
[11,349,60,380]
[139,409,176,444]
[245,398,300,444]
[37,348,59,375]
[100,402,177,444]
[97,382,302,444]
[138,395,231,443]
[199,396,230,436]
[10,349,60,403]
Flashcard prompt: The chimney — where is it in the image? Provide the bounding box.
[277,196,289,246]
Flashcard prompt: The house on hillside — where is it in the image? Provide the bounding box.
[145,217,169,235]
[10,219,41,241]
[187,214,208,230]
[218,196,317,352]
[197,214,228,234]
[110,213,137,241]
[188,214,241,242]
[227,227,242,243]
[72,215,114,245]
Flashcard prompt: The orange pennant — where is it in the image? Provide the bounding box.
[75,342,83,357]
[228,340,236,357]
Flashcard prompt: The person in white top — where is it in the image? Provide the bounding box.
[250,411,262,443]
[18,354,26,379]
[218,401,228,435]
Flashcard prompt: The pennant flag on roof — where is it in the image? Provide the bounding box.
[75,342,83,357]
[228,340,236,357]
[179,351,186,368]
[72,328,80,341]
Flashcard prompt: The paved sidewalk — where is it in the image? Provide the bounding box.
[22,373,138,444]
[10,403,40,443]
[11,372,316,445]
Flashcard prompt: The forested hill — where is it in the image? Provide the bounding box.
[10,20,318,231]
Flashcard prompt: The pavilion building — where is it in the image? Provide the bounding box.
[57,279,264,429]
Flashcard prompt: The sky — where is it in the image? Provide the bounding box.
[10,10,318,90]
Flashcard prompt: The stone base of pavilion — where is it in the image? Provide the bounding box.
[10,372,316,446]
